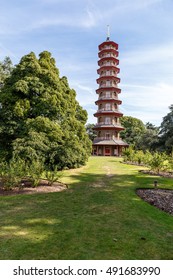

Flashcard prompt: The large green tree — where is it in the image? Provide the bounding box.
[120,116,146,148]
[0,51,92,168]
[137,122,159,151]
[159,105,173,154]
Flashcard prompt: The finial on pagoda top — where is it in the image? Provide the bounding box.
[106,25,110,41]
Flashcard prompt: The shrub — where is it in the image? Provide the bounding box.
[26,160,44,187]
[0,158,26,190]
[134,150,145,165]
[45,165,63,186]
[149,152,167,173]
[122,146,135,162]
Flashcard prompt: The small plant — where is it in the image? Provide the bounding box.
[149,152,167,174]
[45,165,63,186]
[134,150,145,165]
[27,160,44,187]
[143,150,153,166]
[0,158,25,190]
[122,146,135,163]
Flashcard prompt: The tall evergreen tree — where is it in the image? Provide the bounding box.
[0,51,92,168]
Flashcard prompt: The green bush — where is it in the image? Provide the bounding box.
[123,146,173,174]
[149,152,167,173]
[26,160,44,187]
[45,165,63,186]
[122,146,135,162]
[0,158,26,190]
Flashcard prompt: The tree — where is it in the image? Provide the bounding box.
[159,105,173,154]
[120,116,146,147]
[137,122,159,152]
[0,56,13,88]
[85,123,97,141]
[0,51,92,168]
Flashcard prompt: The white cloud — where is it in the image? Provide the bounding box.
[119,40,173,124]
[122,41,173,66]
[122,83,173,125]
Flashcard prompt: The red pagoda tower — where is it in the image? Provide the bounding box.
[92,30,128,156]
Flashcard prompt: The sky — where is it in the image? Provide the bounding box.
[0,0,173,126]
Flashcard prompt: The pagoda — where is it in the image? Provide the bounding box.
[92,29,128,156]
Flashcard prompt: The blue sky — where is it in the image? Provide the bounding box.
[0,0,173,126]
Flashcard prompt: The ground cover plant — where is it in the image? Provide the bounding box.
[0,156,173,260]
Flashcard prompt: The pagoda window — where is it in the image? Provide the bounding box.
[105,117,111,124]
[105,103,111,111]
[106,80,111,86]
[105,133,110,139]
[106,91,110,98]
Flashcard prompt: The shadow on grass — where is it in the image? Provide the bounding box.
[0,168,173,260]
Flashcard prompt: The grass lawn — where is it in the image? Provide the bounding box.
[0,156,173,260]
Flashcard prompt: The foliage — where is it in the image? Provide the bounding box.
[120,116,146,147]
[120,117,163,153]
[137,123,159,152]
[149,152,167,173]
[159,105,173,154]
[0,51,92,168]
[123,146,173,174]
[0,158,26,190]
[45,166,63,186]
[0,56,13,88]
[133,150,145,165]
[122,146,135,163]
[85,123,97,141]
[26,160,44,187]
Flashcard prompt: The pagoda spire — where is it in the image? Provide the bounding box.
[106,25,110,41]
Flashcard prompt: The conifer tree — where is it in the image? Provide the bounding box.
[0,51,92,168]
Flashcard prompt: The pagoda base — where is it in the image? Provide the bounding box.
[92,139,128,156]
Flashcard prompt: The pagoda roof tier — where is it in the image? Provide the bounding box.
[96,87,121,94]
[96,76,120,84]
[94,110,123,117]
[97,65,120,74]
[98,41,118,51]
[95,98,122,105]
[98,48,119,58]
[93,138,128,146]
[98,57,119,66]
[93,124,124,131]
